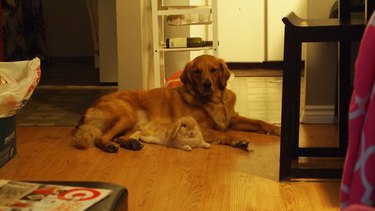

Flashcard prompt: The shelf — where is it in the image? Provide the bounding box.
[151,0,218,88]
[156,7,212,16]
[157,46,215,52]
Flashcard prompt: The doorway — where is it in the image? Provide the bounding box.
[40,0,98,86]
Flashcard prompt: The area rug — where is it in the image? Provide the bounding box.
[16,87,116,126]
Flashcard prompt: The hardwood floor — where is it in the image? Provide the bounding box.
[2,68,342,210]
[1,125,341,211]
[229,74,305,124]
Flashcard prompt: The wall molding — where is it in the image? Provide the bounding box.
[301,105,336,124]
[226,61,305,71]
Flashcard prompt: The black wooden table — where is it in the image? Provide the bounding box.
[279,11,366,181]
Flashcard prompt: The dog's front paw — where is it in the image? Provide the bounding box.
[234,141,250,152]
[119,139,144,151]
[103,142,120,153]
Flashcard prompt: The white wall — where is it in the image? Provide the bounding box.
[302,0,338,123]
[98,0,118,83]
[218,0,265,62]
[117,0,154,89]
[267,0,307,61]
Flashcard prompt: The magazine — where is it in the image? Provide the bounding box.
[0,180,112,211]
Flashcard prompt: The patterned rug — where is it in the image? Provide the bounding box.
[16,87,116,126]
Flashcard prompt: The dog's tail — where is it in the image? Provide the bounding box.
[72,122,103,149]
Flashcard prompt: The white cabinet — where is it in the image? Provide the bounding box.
[151,0,218,88]
[217,0,265,62]
[266,0,307,61]
[217,0,307,62]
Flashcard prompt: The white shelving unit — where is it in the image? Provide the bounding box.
[151,0,218,88]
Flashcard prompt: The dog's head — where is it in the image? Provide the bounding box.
[180,55,231,99]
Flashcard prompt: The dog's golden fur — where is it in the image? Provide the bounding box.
[72,55,280,152]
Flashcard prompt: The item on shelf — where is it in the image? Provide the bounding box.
[166,37,213,48]
[166,13,212,25]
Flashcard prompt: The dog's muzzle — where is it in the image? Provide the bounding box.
[203,80,212,92]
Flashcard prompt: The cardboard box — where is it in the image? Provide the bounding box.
[0,115,17,167]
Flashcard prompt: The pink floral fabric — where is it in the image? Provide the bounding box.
[340,13,375,209]
[0,1,3,61]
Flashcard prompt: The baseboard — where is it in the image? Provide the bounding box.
[301,105,336,124]
[226,60,305,70]
[227,61,284,70]
[99,82,118,86]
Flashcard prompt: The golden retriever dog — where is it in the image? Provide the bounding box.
[72,55,280,153]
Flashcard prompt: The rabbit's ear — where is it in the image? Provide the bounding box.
[171,119,182,138]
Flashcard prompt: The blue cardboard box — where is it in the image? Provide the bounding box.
[0,115,17,167]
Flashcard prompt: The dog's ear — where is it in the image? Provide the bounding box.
[180,61,192,87]
[218,59,231,89]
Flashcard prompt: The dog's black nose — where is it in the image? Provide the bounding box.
[203,80,212,90]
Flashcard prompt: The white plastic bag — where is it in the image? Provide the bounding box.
[0,58,41,118]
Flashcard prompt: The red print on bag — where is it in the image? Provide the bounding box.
[58,188,101,201]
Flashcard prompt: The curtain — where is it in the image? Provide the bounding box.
[340,12,375,209]
[1,0,46,61]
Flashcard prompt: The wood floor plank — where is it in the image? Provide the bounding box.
[0,126,341,210]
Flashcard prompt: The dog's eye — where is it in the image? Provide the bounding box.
[210,68,218,74]
[181,123,186,127]
[193,69,201,74]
